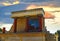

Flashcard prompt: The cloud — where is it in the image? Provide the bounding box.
[0,2,5,7]
[26,4,60,11]
[0,24,12,31]
[41,1,60,7]
[26,4,55,19]
[44,12,55,19]
[19,0,60,7]
[0,18,13,24]
[4,12,11,15]
[0,0,20,6]
[20,0,50,2]
[2,2,12,6]
[0,22,4,24]
[45,19,60,33]
[0,0,60,7]
[13,1,20,4]
[45,12,60,33]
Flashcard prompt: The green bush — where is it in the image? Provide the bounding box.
[0,28,2,32]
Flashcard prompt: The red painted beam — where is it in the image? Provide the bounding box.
[25,17,29,32]
[38,16,43,31]
[14,18,17,33]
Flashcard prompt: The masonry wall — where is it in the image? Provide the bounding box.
[45,33,56,41]
[0,32,46,41]
[17,18,26,32]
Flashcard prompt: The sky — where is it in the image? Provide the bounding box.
[0,0,60,33]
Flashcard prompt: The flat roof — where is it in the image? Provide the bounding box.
[12,8,44,13]
[11,8,45,18]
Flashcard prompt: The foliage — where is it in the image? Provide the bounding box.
[0,28,2,32]
[55,30,60,35]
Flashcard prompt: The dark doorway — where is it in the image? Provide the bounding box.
[28,18,40,32]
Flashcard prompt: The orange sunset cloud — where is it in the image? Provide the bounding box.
[26,4,55,19]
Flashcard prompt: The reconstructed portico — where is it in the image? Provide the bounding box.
[10,8,45,33]
[0,8,56,41]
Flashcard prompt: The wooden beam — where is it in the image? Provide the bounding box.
[14,18,17,33]
[38,15,43,32]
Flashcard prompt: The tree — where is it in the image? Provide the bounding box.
[0,28,2,32]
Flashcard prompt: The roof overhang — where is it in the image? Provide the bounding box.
[11,8,45,18]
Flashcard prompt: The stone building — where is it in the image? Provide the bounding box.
[0,8,56,41]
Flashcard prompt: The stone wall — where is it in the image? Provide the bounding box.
[0,32,45,41]
[17,18,26,32]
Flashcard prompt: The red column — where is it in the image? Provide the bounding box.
[2,27,5,33]
[14,18,17,33]
[25,17,29,32]
[38,16,43,31]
